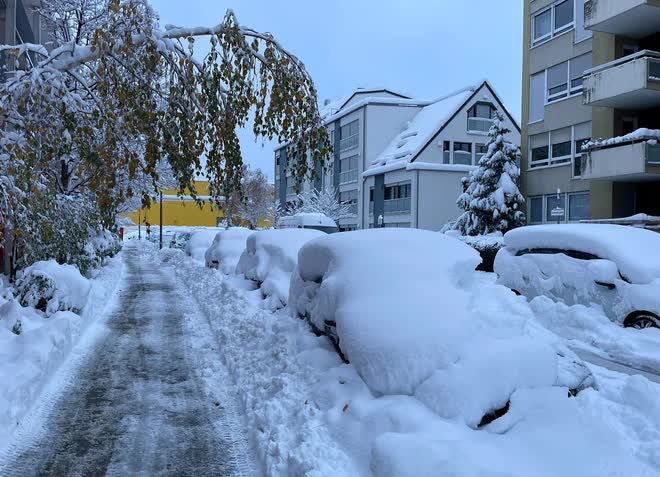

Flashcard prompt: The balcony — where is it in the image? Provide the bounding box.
[584,0,660,38]
[467,117,494,134]
[583,51,660,109]
[339,134,358,152]
[339,169,358,184]
[581,139,660,180]
[384,197,411,214]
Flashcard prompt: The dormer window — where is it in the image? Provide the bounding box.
[467,102,496,133]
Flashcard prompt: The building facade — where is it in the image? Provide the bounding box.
[521,0,660,224]
[275,82,520,231]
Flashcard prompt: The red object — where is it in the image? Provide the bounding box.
[119,227,124,240]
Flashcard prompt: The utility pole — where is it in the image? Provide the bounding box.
[159,191,163,249]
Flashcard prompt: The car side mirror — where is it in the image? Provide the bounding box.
[588,260,619,289]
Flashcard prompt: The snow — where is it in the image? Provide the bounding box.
[583,128,660,150]
[277,212,337,229]
[203,227,253,273]
[368,86,476,170]
[501,224,660,284]
[0,255,123,452]
[289,228,591,405]
[184,228,219,263]
[160,238,660,477]
[236,229,324,310]
[16,260,91,316]
[445,230,504,250]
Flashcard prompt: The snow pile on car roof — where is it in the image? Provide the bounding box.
[237,228,324,310]
[503,224,660,283]
[184,229,219,263]
[290,229,592,426]
[204,228,252,274]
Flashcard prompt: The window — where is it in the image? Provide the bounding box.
[476,144,488,164]
[569,53,591,93]
[339,155,358,184]
[453,142,472,165]
[622,117,638,135]
[467,103,495,133]
[573,121,591,177]
[551,128,572,163]
[623,44,639,57]
[530,133,549,167]
[532,1,574,47]
[286,176,296,196]
[340,189,358,215]
[546,194,566,222]
[384,182,412,214]
[529,197,543,224]
[529,71,545,123]
[533,8,552,45]
[569,192,590,221]
[575,0,592,43]
[547,61,568,102]
[443,141,451,164]
[554,0,574,33]
[340,120,359,152]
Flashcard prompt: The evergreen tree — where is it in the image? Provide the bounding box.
[454,112,526,236]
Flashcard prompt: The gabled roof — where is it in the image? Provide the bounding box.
[337,88,411,110]
[367,81,520,173]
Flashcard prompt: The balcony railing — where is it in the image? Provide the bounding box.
[339,134,358,152]
[583,50,660,109]
[581,136,660,180]
[467,117,494,134]
[384,197,411,214]
[344,203,358,215]
[339,169,358,184]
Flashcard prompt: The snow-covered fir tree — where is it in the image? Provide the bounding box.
[453,111,526,236]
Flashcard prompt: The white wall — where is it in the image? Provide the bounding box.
[416,169,470,231]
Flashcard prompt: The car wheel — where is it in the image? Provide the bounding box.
[625,313,660,330]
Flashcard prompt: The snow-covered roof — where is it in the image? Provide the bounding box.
[365,85,478,173]
[503,224,660,284]
[318,87,411,120]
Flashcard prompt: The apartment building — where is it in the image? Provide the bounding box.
[275,82,520,231]
[521,0,660,224]
[0,0,46,70]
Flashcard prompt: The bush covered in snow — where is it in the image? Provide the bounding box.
[184,229,219,263]
[445,230,504,272]
[14,260,91,316]
[204,228,252,273]
[290,229,593,426]
[236,228,324,310]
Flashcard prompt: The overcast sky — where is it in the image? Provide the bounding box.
[149,0,523,180]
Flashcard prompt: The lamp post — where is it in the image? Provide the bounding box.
[159,191,163,249]
[378,214,384,228]
[138,208,141,239]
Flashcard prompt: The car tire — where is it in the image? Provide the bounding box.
[624,312,660,330]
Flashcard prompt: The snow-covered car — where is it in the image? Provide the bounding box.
[204,228,252,273]
[494,224,660,330]
[289,229,593,427]
[236,228,325,310]
[184,229,218,263]
[169,231,192,250]
[276,213,338,234]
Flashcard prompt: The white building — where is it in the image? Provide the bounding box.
[274,81,520,231]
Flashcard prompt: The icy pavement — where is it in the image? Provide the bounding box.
[0,242,260,476]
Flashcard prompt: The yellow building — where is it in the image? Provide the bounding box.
[124,181,272,228]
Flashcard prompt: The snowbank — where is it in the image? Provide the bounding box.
[204,228,252,273]
[0,255,123,452]
[289,229,592,417]
[184,228,218,263]
[164,242,660,477]
[501,224,660,284]
[15,260,91,316]
[236,229,324,310]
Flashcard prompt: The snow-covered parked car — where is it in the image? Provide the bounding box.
[204,227,252,273]
[184,229,218,263]
[277,212,338,234]
[494,224,660,329]
[169,231,192,250]
[289,229,593,427]
[236,228,324,310]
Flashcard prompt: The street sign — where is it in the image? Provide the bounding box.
[550,207,565,217]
